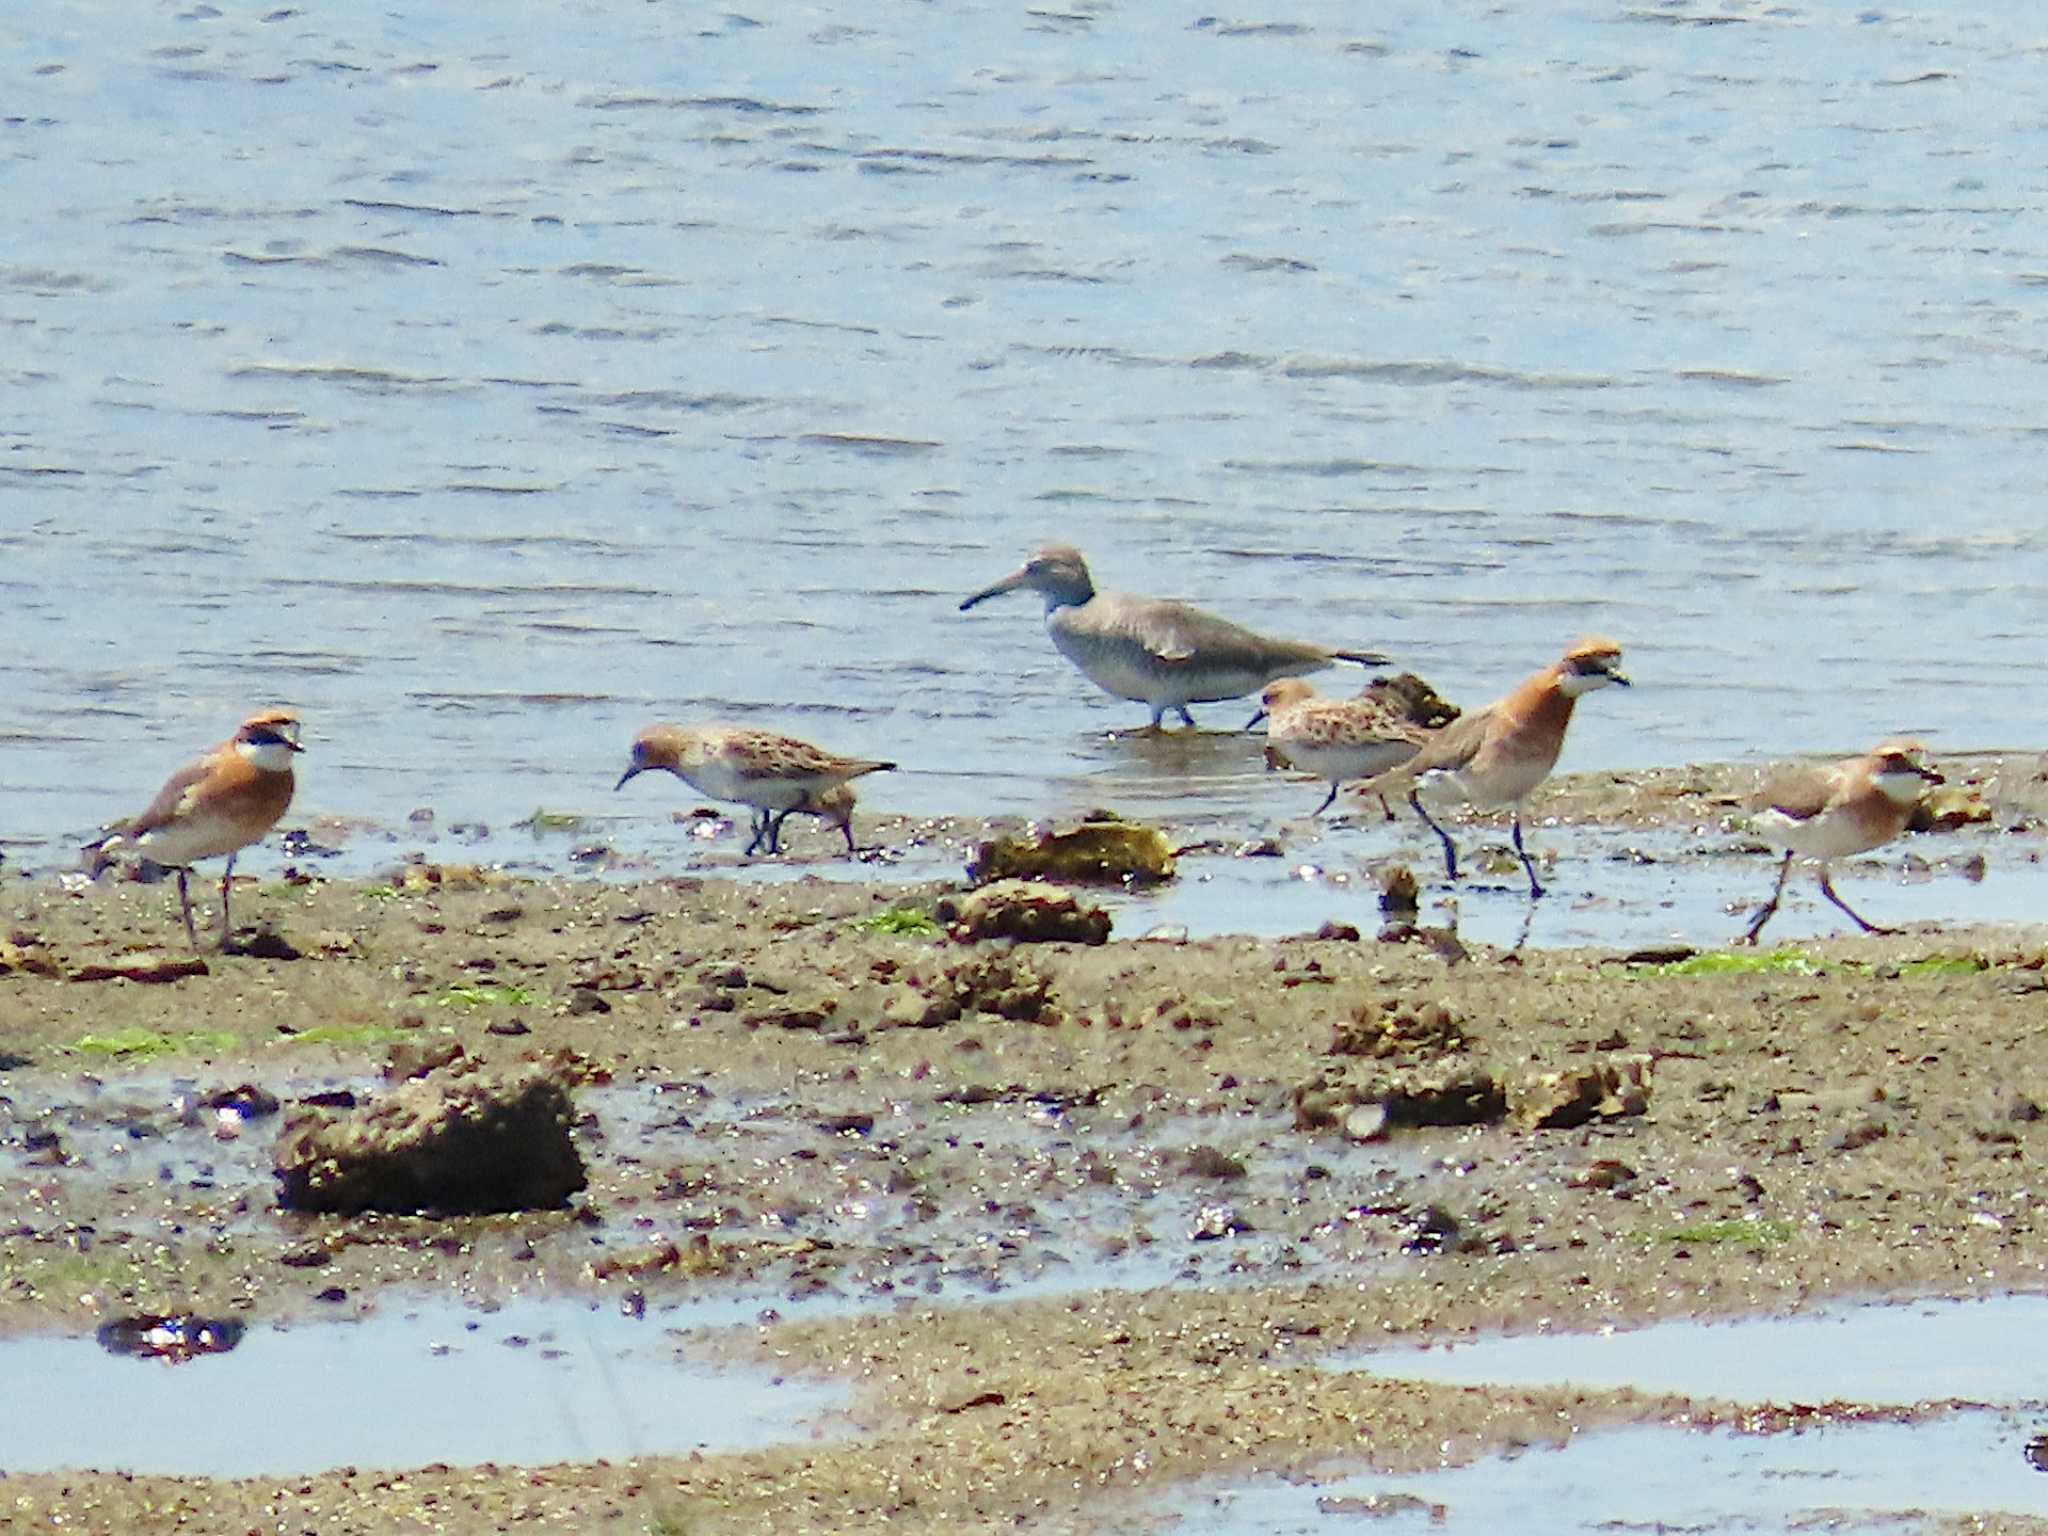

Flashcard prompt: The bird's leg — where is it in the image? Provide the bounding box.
[1172,705,1196,730]
[1818,866,1897,936]
[1377,794,1397,823]
[218,853,237,951]
[1738,852,1795,946]
[1511,813,1544,900]
[1313,781,1340,817]
[1408,789,1458,880]
[765,809,794,855]
[175,868,198,950]
[743,811,768,856]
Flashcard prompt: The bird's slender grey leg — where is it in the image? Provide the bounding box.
[1378,794,1397,823]
[1511,813,1544,900]
[1739,851,1795,946]
[218,853,237,951]
[743,811,769,856]
[1173,705,1196,729]
[1818,866,1897,936]
[176,868,198,949]
[1408,789,1458,880]
[1312,781,1341,816]
[766,809,794,855]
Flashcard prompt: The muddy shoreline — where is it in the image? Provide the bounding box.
[4,760,2048,1533]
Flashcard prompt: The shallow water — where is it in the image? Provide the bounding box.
[1344,1292,2048,1405]
[1173,1413,2048,1535]
[6,4,2048,879]
[0,1296,843,1476]
[1170,1295,2048,1533]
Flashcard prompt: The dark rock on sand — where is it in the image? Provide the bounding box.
[936,881,1111,946]
[967,814,1174,888]
[273,1064,586,1215]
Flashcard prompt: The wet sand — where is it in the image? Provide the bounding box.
[4,763,2048,1533]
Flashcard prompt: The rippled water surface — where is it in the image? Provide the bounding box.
[8,2,2048,870]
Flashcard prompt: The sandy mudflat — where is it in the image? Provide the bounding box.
[3,762,2048,1534]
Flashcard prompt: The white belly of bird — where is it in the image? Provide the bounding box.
[1279,737,1417,785]
[1050,625,1264,707]
[1451,754,1554,809]
[683,760,810,812]
[1758,806,1888,862]
[132,811,257,868]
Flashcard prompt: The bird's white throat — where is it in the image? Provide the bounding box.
[236,740,298,773]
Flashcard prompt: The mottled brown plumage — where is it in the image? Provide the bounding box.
[615,724,893,856]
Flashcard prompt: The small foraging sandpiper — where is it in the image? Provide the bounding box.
[86,710,305,949]
[1738,740,1943,944]
[959,544,1387,731]
[1359,639,1630,898]
[614,724,893,857]
[1248,678,1427,816]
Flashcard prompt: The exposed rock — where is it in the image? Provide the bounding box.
[1509,1056,1653,1129]
[384,1039,467,1082]
[1340,1103,1389,1142]
[1293,1070,1506,1133]
[96,1315,245,1362]
[745,1001,838,1031]
[1181,1144,1248,1181]
[889,952,1056,1028]
[1330,998,1466,1059]
[1403,1203,1463,1254]
[200,1084,281,1120]
[1568,1158,1639,1191]
[0,934,61,978]
[1907,782,1991,833]
[1190,1204,1250,1241]
[936,881,1111,946]
[967,815,1174,888]
[1378,864,1420,920]
[1381,1072,1505,1128]
[273,1064,586,1215]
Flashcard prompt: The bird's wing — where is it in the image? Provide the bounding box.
[1756,761,1847,824]
[1111,596,1328,674]
[721,731,893,782]
[1360,702,1499,792]
[120,752,221,837]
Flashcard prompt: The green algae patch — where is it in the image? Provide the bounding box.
[277,1022,423,1049]
[1653,1218,1796,1246]
[68,1028,239,1060]
[1634,948,1823,978]
[516,808,585,835]
[853,907,941,937]
[433,983,541,1009]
